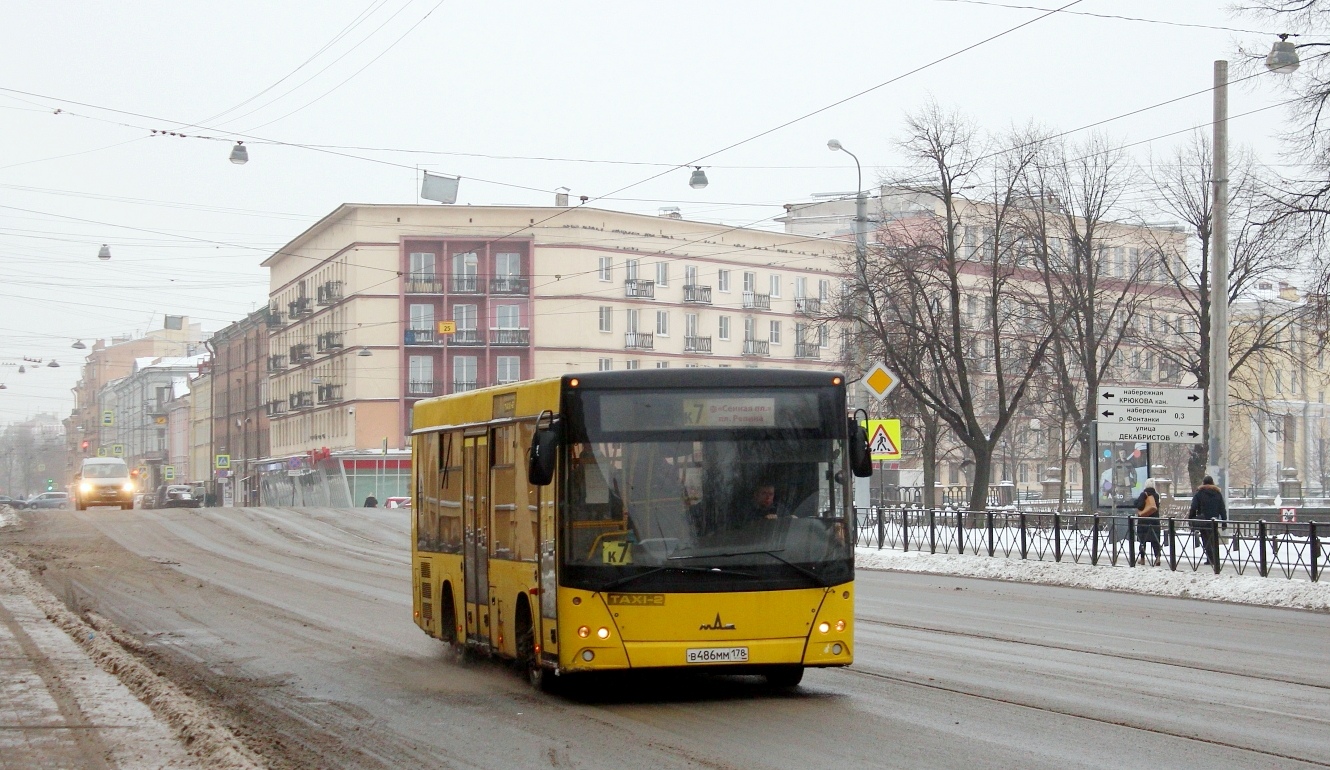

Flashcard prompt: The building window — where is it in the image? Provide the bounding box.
[656,261,669,287]
[685,313,699,338]
[453,251,478,276]
[409,355,433,388]
[454,304,477,331]
[655,361,670,369]
[496,356,520,384]
[625,359,640,370]
[409,252,436,276]
[794,276,807,299]
[626,308,639,333]
[409,303,435,329]
[769,320,781,345]
[743,271,756,292]
[598,358,613,371]
[718,270,731,292]
[598,306,613,333]
[685,265,698,285]
[626,259,639,281]
[656,310,670,336]
[453,356,478,390]
[598,256,612,282]
[819,279,830,300]
[495,252,521,278]
[495,304,521,329]
[718,316,731,340]
[769,274,782,298]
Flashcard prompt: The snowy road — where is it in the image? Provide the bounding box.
[2,506,1327,769]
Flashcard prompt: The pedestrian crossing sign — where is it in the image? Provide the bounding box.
[864,419,902,460]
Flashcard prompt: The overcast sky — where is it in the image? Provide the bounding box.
[0,0,1304,422]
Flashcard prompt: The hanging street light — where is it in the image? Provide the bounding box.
[358,347,373,357]
[688,167,709,189]
[72,340,86,350]
[97,244,111,260]
[17,366,25,374]
[1266,34,1300,74]
[47,360,59,368]
[229,141,249,164]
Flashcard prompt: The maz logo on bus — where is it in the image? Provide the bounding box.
[699,613,736,631]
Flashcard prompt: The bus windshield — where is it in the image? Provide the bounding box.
[561,387,852,592]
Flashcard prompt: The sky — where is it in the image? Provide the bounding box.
[0,0,1308,423]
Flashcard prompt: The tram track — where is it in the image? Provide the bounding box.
[855,615,1329,691]
[837,664,1330,768]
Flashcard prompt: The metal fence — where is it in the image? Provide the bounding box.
[854,507,1324,582]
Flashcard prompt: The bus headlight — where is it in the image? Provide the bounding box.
[818,622,830,634]
[596,627,610,639]
[835,620,846,632]
[577,626,590,638]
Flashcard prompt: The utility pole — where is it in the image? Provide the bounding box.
[1208,60,1230,494]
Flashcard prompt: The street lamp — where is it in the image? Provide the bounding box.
[97,244,111,261]
[229,141,249,165]
[827,139,867,280]
[1208,44,1299,494]
[688,167,708,189]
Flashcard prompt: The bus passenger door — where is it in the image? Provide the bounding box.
[462,432,491,645]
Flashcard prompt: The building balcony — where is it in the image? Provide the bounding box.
[450,275,481,293]
[405,328,440,345]
[625,279,656,299]
[140,449,166,462]
[489,276,530,294]
[407,379,442,397]
[265,308,285,328]
[795,297,823,315]
[742,338,770,356]
[317,280,344,305]
[625,332,654,350]
[795,342,821,359]
[316,331,344,352]
[289,343,312,363]
[316,384,343,404]
[447,329,483,346]
[453,380,479,393]
[684,336,712,353]
[742,291,771,310]
[406,273,444,294]
[267,355,287,373]
[288,297,313,318]
[683,285,712,304]
[490,328,530,346]
[288,390,314,410]
[267,399,287,417]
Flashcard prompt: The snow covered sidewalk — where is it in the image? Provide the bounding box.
[856,547,1330,612]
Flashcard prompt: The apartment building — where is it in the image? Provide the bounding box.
[262,203,847,461]
[96,354,208,490]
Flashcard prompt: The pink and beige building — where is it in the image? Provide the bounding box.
[263,204,849,459]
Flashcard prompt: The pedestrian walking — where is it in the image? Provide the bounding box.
[1187,475,1228,566]
[1135,482,1162,566]
[363,495,379,508]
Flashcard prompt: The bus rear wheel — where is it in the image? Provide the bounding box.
[440,587,459,648]
[764,665,804,688]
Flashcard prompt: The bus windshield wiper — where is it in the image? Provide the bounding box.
[599,565,755,592]
[671,548,823,585]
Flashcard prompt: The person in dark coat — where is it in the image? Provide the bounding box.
[1188,475,1227,565]
[1135,483,1162,566]
[364,495,379,508]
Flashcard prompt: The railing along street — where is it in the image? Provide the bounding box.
[853,506,1324,582]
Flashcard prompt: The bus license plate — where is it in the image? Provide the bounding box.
[686,647,749,664]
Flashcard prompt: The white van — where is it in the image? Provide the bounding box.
[74,458,134,510]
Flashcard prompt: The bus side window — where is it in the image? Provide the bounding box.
[491,425,519,560]
[518,421,540,562]
[439,431,464,553]
[416,434,440,551]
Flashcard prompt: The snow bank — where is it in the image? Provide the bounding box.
[856,547,1330,612]
[0,555,266,769]
[0,506,17,530]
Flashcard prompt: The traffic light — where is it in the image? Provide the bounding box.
[80,440,90,451]
[46,478,55,492]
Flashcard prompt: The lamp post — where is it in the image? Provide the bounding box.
[827,139,867,281]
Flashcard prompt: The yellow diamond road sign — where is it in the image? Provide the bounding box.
[862,362,900,401]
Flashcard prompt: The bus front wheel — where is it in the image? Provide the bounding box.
[765,665,804,688]
[515,598,555,692]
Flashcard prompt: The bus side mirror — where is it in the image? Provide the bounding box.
[849,419,872,478]
[528,424,560,486]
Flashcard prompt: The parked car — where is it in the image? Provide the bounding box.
[0,495,28,509]
[26,492,70,510]
[152,485,200,509]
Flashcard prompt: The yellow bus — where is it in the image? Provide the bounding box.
[410,369,871,689]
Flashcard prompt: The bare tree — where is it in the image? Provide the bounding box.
[844,104,1054,512]
[1142,133,1310,487]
